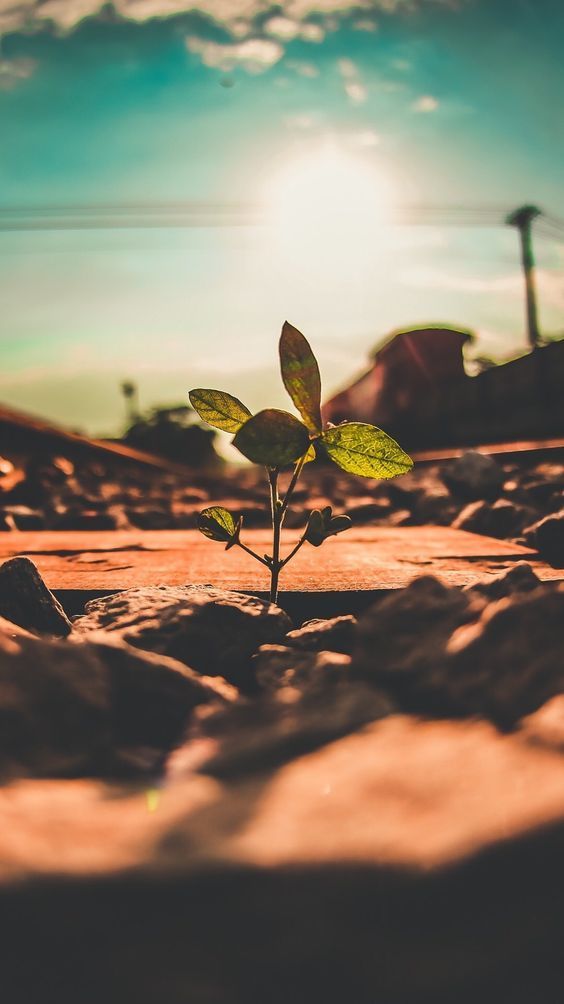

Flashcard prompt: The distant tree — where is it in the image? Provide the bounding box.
[123,403,221,467]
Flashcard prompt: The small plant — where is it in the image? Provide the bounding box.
[189,322,413,604]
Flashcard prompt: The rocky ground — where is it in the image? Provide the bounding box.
[1,448,563,564]
[0,447,563,1001]
[0,543,563,1002]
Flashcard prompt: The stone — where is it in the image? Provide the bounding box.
[0,505,45,530]
[441,450,504,501]
[352,576,481,713]
[445,585,564,727]
[0,615,35,639]
[4,718,564,1002]
[353,575,564,726]
[195,676,392,779]
[465,560,543,601]
[0,556,72,637]
[252,644,351,692]
[452,498,533,538]
[523,509,564,567]
[0,629,229,781]
[519,695,564,753]
[74,586,292,691]
[285,615,357,655]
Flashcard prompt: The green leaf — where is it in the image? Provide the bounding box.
[198,506,238,543]
[303,442,317,464]
[189,388,252,434]
[304,506,352,547]
[279,321,323,435]
[233,409,310,467]
[321,422,413,479]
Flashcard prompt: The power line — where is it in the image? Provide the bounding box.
[0,201,562,234]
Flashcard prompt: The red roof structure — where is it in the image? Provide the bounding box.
[323,327,564,450]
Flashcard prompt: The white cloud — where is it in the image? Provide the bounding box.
[284,112,316,129]
[0,0,460,38]
[344,80,368,104]
[402,265,564,310]
[337,57,358,79]
[337,56,368,104]
[352,17,378,31]
[0,55,36,89]
[186,34,283,73]
[286,58,319,77]
[299,22,325,42]
[412,94,439,113]
[263,15,300,40]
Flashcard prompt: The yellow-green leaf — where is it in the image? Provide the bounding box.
[233,409,310,467]
[198,506,237,542]
[321,422,413,479]
[279,321,322,435]
[189,389,252,434]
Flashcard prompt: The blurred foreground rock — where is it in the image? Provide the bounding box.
[0,556,72,636]
[0,626,230,781]
[4,716,564,1002]
[353,571,564,727]
[0,552,564,1002]
[74,586,292,691]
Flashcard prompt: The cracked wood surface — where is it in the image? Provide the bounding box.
[0,527,560,599]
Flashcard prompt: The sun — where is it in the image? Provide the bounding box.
[263,143,396,276]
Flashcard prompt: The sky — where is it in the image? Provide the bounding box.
[0,0,563,436]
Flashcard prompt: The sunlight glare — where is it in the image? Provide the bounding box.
[264,144,396,275]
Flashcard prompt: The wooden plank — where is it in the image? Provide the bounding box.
[412,436,564,463]
[0,528,560,601]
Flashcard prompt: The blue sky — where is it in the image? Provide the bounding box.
[0,0,563,434]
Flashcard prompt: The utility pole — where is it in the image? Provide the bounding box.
[506,204,541,350]
[120,380,139,427]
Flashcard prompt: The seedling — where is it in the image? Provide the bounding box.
[190,322,413,604]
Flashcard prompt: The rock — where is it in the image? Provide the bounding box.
[465,560,543,601]
[452,498,533,538]
[0,505,44,529]
[285,615,357,655]
[253,644,351,692]
[354,574,564,727]
[0,556,72,637]
[196,677,392,779]
[523,509,564,567]
[352,576,481,713]
[0,615,35,639]
[74,586,292,691]
[519,695,564,753]
[0,629,229,781]
[446,585,564,727]
[51,508,122,531]
[5,718,564,1003]
[345,497,392,521]
[441,451,504,501]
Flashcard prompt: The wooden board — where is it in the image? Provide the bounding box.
[0,528,560,617]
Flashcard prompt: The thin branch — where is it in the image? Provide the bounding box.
[280,532,308,569]
[281,451,308,516]
[235,540,271,568]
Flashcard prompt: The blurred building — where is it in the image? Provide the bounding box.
[323,327,564,449]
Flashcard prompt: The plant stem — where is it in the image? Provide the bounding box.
[280,532,307,569]
[268,467,282,604]
[281,452,307,515]
[235,540,271,568]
